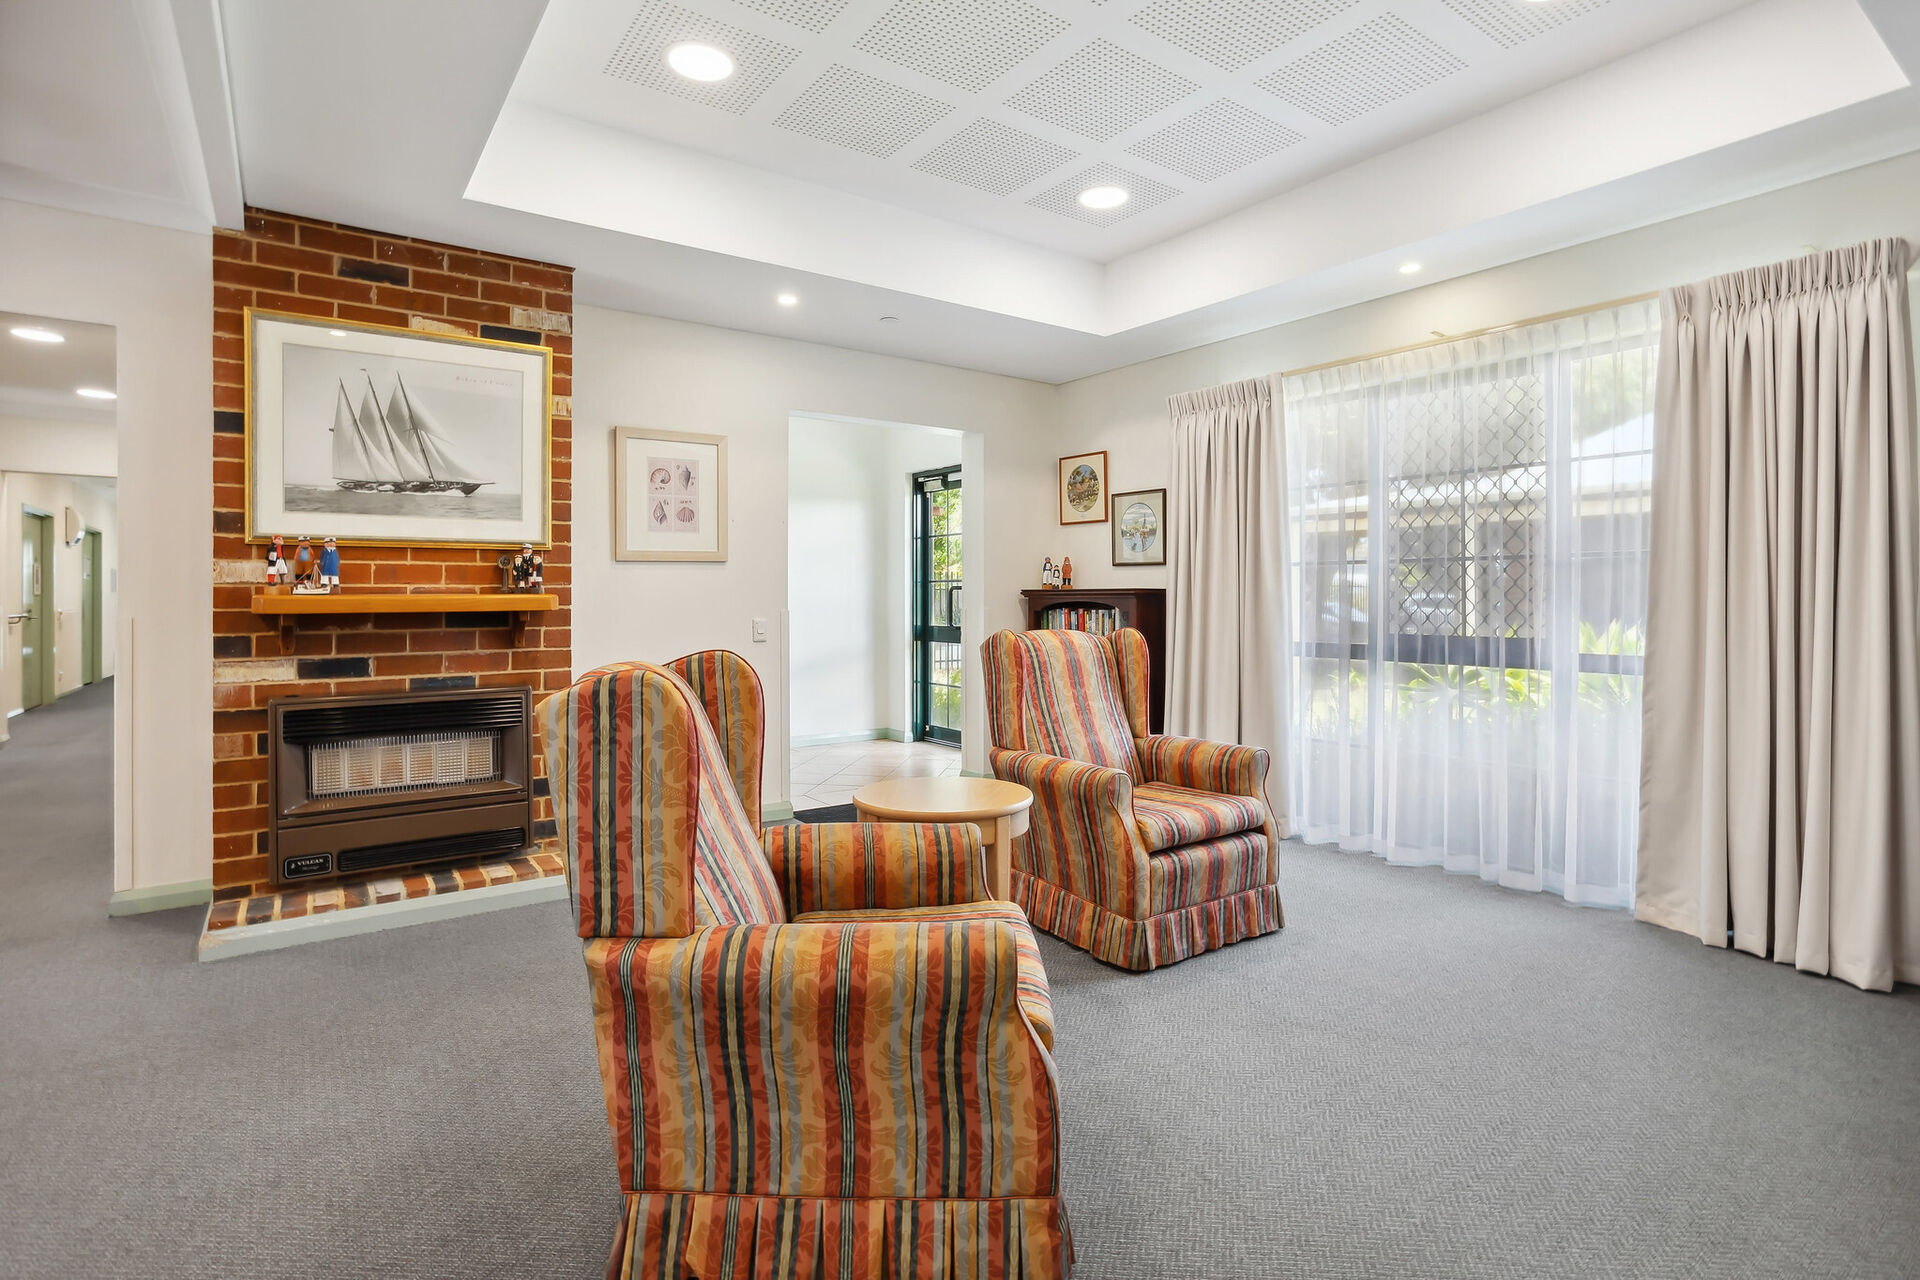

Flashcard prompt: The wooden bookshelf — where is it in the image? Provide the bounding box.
[1020,587,1167,733]
[252,590,558,651]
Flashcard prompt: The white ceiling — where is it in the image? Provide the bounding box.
[5,1,1920,383]
[503,0,1760,260]
[0,311,117,425]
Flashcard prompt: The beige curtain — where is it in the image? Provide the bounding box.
[1638,238,1920,991]
[1166,375,1292,830]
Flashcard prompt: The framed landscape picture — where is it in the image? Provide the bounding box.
[614,427,728,562]
[1058,450,1108,525]
[246,309,551,547]
[1110,488,1166,566]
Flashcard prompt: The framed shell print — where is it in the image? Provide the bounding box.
[1110,488,1166,566]
[614,427,728,561]
[1058,450,1108,525]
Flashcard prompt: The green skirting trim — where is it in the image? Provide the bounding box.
[789,729,908,747]
[762,800,796,823]
[108,879,213,917]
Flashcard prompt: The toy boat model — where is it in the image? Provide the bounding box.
[329,370,491,496]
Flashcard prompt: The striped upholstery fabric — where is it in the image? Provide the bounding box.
[1136,734,1269,798]
[1146,831,1270,914]
[581,922,1070,1277]
[540,660,1070,1279]
[1131,782,1267,853]
[983,629,1138,777]
[795,900,1055,1053]
[1111,627,1154,739]
[763,822,987,914]
[663,649,766,829]
[983,626,1285,971]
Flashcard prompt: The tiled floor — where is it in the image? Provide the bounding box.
[789,737,961,813]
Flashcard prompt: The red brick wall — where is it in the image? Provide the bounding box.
[210,208,573,899]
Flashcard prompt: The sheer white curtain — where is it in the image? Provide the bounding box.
[1283,301,1659,906]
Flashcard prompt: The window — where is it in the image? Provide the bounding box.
[1284,300,1658,906]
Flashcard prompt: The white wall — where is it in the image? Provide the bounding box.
[573,307,1056,804]
[787,415,959,744]
[1051,150,1920,592]
[1,473,118,714]
[0,414,116,478]
[0,198,212,897]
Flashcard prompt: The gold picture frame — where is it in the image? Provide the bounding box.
[1058,450,1108,525]
[245,308,553,548]
[613,426,729,562]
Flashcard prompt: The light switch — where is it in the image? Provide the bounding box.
[752,618,768,643]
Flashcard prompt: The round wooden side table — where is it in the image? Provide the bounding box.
[850,776,1033,901]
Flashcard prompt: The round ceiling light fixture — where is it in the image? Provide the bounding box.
[667,42,735,82]
[1399,261,1423,275]
[776,292,799,307]
[1078,185,1130,210]
[9,325,65,344]
[75,387,117,400]
[329,329,348,337]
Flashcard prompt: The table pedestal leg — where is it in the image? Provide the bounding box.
[984,818,1014,901]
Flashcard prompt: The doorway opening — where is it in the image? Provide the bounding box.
[786,414,970,817]
[911,466,961,745]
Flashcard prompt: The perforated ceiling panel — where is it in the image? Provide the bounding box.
[1004,39,1198,143]
[1126,98,1302,183]
[1027,162,1178,227]
[729,0,851,34]
[1259,15,1464,126]
[603,0,801,113]
[1441,0,1612,49]
[772,64,953,157]
[1129,0,1358,72]
[911,118,1076,195]
[854,0,1068,94]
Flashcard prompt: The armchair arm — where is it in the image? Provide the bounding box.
[991,748,1146,918]
[1137,735,1270,796]
[762,821,987,915]
[581,921,1061,1199]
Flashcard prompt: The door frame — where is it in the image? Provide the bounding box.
[82,528,103,685]
[18,505,56,710]
[911,466,962,745]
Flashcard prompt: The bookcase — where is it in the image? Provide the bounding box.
[1020,587,1167,733]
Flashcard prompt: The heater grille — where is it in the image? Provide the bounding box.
[309,731,501,800]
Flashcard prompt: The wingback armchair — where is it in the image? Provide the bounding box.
[540,652,1070,1280]
[981,627,1284,971]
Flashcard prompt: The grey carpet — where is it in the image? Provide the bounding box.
[2,683,1917,1278]
[791,803,860,824]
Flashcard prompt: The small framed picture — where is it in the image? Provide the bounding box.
[1058,450,1108,525]
[614,427,727,561]
[1110,488,1166,566]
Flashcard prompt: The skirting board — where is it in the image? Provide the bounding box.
[108,879,213,917]
[197,875,567,962]
[790,729,907,747]
[763,801,795,823]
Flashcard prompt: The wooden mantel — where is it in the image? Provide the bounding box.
[252,590,559,651]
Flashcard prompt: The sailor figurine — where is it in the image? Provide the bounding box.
[292,536,317,591]
[528,549,544,591]
[1061,556,1073,589]
[319,536,342,593]
[1042,557,1056,589]
[264,534,288,586]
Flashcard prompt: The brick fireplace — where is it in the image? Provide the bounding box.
[209,208,573,902]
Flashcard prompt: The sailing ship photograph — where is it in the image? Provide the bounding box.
[246,310,550,547]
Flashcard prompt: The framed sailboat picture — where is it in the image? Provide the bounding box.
[245,309,552,547]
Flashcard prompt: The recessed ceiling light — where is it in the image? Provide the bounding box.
[9,325,65,344]
[1078,186,1129,210]
[75,387,117,400]
[329,329,347,337]
[667,42,734,82]
[1399,262,1423,275]
[776,292,799,307]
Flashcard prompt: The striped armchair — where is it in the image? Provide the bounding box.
[539,654,1070,1280]
[982,627,1284,971]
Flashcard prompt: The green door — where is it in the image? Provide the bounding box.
[18,510,53,710]
[912,467,962,745]
[82,529,102,685]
